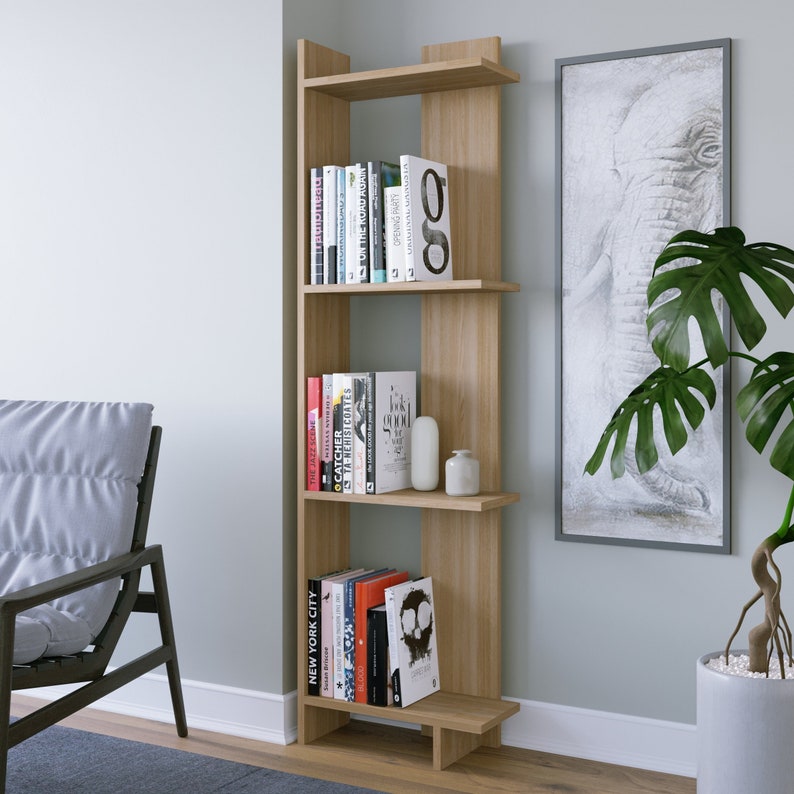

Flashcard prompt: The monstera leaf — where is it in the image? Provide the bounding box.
[738,352,794,481]
[584,366,716,480]
[647,227,794,371]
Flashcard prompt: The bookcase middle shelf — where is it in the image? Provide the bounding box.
[303,488,519,512]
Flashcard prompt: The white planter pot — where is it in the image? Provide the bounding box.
[697,651,794,793]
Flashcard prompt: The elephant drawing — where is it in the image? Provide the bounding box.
[560,47,726,543]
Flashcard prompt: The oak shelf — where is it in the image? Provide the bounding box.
[303,279,520,296]
[303,56,520,101]
[303,488,520,512]
[296,35,520,772]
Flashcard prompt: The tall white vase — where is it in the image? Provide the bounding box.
[697,651,794,793]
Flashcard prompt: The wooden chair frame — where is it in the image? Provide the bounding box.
[0,426,187,791]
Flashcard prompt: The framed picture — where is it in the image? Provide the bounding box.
[555,39,731,551]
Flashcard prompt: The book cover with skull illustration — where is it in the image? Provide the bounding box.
[384,576,440,707]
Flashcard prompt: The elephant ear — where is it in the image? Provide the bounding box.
[737,352,794,482]
[647,227,794,371]
[584,366,716,480]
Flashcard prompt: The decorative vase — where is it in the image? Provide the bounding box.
[411,416,439,491]
[445,450,479,496]
[697,651,794,793]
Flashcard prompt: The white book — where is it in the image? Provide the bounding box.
[335,167,346,284]
[400,154,453,282]
[385,576,440,707]
[344,165,359,284]
[384,186,405,282]
[373,370,416,493]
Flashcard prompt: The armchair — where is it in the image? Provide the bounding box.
[0,400,187,792]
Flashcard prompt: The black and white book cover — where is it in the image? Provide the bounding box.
[385,576,440,707]
[373,370,416,493]
[399,154,453,282]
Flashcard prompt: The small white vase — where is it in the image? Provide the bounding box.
[411,416,439,491]
[445,449,479,496]
[697,651,794,793]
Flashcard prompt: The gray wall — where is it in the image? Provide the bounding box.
[286,0,794,725]
[0,1,287,694]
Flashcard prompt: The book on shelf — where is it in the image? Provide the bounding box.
[365,372,375,494]
[344,162,369,283]
[351,373,368,494]
[354,569,409,704]
[385,576,440,707]
[332,373,345,493]
[334,569,379,700]
[309,166,324,285]
[368,161,401,284]
[367,603,392,706]
[319,568,361,698]
[321,374,334,491]
[399,154,453,282]
[307,567,350,696]
[341,373,362,494]
[335,166,346,284]
[373,370,416,493]
[306,376,322,492]
[384,185,404,282]
[323,165,343,284]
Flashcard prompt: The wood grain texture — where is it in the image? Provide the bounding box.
[303,57,519,102]
[10,696,695,794]
[296,36,521,768]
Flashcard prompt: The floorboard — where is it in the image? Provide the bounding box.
[9,695,695,793]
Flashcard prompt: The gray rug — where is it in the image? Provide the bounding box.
[7,724,385,793]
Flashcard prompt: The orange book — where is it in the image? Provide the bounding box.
[354,569,409,703]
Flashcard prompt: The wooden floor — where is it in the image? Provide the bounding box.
[10,695,694,793]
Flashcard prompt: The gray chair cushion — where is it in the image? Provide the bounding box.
[0,400,153,664]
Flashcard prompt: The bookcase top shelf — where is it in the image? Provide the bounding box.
[302,55,520,101]
[304,488,519,512]
[303,279,520,295]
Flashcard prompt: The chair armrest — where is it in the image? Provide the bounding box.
[0,545,163,618]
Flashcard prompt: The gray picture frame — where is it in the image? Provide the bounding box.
[555,39,732,552]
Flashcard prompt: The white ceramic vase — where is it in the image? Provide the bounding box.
[445,449,479,496]
[697,651,794,793]
[411,416,439,491]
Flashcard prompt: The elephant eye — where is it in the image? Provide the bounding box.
[695,140,721,166]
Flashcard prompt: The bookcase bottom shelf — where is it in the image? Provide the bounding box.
[300,691,519,770]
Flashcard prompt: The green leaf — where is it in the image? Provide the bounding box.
[584,366,716,479]
[647,227,794,371]
[737,352,794,481]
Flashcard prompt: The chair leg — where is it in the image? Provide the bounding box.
[150,552,188,737]
[0,612,17,794]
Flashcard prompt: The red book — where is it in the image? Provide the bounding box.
[307,377,322,491]
[354,569,409,703]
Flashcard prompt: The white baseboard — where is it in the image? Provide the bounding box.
[20,676,695,778]
[500,697,696,778]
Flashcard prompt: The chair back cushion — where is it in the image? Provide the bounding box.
[0,400,153,663]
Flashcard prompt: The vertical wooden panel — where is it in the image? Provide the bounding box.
[296,40,352,745]
[420,38,505,748]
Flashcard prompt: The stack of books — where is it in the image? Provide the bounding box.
[309,155,453,286]
[306,370,416,495]
[307,569,440,708]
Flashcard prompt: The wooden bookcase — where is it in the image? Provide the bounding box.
[296,36,520,771]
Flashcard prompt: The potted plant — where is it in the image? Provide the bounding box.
[584,226,794,793]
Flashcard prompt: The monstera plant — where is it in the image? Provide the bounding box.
[585,226,794,676]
